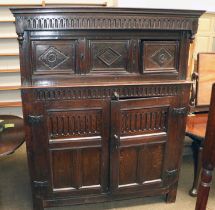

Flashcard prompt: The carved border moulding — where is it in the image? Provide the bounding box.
[34,85,180,101]
[14,15,198,35]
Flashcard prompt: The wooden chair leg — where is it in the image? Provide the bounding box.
[195,168,213,210]
[190,142,203,196]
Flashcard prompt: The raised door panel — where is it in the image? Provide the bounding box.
[110,96,178,193]
[118,143,166,186]
[44,100,109,196]
[51,148,101,190]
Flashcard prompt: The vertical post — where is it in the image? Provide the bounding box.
[195,83,215,210]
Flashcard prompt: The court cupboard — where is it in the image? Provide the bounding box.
[11,7,204,210]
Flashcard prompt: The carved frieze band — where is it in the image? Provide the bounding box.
[34,85,180,101]
[121,108,168,134]
[48,110,102,138]
[15,15,198,34]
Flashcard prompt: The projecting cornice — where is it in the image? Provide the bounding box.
[11,7,204,35]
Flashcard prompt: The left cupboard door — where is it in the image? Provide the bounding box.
[24,99,110,198]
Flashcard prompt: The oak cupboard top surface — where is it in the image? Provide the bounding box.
[10,7,205,15]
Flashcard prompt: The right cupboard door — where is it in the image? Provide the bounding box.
[110,96,185,194]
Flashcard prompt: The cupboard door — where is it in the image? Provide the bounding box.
[44,100,110,196]
[110,96,180,193]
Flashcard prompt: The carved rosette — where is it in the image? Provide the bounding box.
[39,47,69,69]
[150,48,173,67]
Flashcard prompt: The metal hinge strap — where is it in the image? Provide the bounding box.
[33,180,48,188]
[166,169,178,176]
[172,107,189,116]
[27,115,43,125]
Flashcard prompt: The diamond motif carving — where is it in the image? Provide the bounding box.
[97,48,121,66]
[150,48,173,67]
[39,47,69,69]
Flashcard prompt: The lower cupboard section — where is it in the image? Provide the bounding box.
[49,141,166,195]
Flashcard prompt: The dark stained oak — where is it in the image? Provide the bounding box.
[11,7,204,210]
[195,83,215,210]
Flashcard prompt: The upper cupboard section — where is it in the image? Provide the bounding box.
[11,8,203,85]
[29,31,187,82]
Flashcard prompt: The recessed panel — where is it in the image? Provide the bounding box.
[51,150,76,189]
[118,143,165,187]
[51,148,101,189]
[82,148,101,186]
[141,143,165,183]
[119,147,138,185]
[89,40,129,72]
[142,41,179,73]
[32,40,76,74]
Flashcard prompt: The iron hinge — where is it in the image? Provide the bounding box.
[112,134,120,151]
[172,107,189,116]
[33,180,48,188]
[166,169,178,177]
[113,91,120,100]
[27,115,43,125]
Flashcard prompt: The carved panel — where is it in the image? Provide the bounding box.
[33,84,180,101]
[142,41,179,72]
[32,40,76,74]
[47,109,102,138]
[120,107,168,135]
[89,40,129,72]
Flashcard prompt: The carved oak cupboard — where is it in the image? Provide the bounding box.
[11,7,204,210]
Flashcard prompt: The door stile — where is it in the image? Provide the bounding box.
[110,100,121,192]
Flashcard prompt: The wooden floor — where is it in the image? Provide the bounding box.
[0,142,215,210]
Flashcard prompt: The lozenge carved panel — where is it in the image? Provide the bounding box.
[32,40,76,74]
[89,40,129,72]
[142,41,179,73]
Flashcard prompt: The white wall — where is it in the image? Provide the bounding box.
[117,0,215,12]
